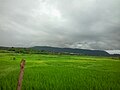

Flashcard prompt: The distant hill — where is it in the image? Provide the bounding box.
[110,54,120,57]
[31,46,110,56]
[0,46,10,50]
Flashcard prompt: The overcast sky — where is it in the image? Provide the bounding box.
[0,0,120,51]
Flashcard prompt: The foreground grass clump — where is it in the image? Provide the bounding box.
[0,52,120,90]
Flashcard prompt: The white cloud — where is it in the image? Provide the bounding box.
[106,50,120,54]
[0,0,120,50]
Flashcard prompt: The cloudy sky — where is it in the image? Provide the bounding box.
[0,0,120,51]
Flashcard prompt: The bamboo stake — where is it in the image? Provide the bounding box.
[17,59,25,90]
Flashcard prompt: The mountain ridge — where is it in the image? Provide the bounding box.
[32,46,110,56]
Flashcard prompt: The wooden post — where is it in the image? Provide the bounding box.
[17,59,25,90]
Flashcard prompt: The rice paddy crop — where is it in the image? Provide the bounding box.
[0,52,120,90]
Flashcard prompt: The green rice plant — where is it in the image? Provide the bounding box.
[0,52,120,90]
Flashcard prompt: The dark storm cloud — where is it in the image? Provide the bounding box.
[0,0,120,50]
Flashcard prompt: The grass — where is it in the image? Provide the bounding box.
[0,51,120,90]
